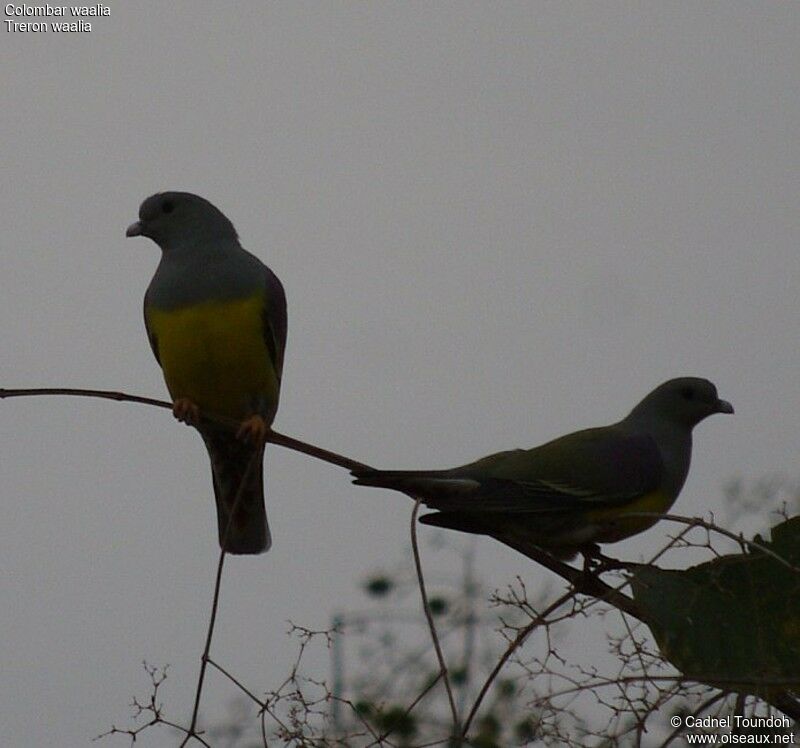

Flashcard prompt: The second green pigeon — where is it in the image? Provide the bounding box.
[352,378,733,560]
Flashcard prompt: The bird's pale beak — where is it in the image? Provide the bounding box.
[716,399,734,414]
[125,221,143,237]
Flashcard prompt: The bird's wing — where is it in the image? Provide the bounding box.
[354,426,664,515]
[143,287,160,365]
[260,265,287,381]
[454,426,665,513]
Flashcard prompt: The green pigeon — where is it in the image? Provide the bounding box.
[353,378,733,560]
[127,191,287,554]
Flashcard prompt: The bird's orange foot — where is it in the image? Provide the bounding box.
[237,414,269,445]
[172,398,200,426]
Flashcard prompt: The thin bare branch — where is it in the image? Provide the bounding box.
[0,387,370,471]
[180,548,227,747]
[207,658,265,709]
[410,497,461,741]
[462,586,578,737]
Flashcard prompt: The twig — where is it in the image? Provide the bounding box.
[183,442,265,745]
[410,497,461,741]
[651,513,799,573]
[180,548,227,747]
[462,587,578,737]
[498,537,645,621]
[207,658,265,708]
[268,430,368,472]
[0,387,371,472]
[368,672,443,747]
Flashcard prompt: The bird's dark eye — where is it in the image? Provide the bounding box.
[680,386,695,401]
[162,200,174,214]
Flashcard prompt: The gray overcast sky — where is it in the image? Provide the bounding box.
[1,2,798,745]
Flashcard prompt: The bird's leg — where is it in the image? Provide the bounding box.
[236,414,269,445]
[581,546,600,575]
[581,544,625,573]
[172,397,200,426]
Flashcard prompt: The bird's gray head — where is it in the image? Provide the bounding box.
[628,377,734,429]
[125,191,238,251]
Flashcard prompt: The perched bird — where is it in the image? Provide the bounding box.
[127,191,287,554]
[353,378,733,560]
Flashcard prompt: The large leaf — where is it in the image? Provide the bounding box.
[630,517,800,691]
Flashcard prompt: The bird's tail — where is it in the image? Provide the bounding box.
[418,510,487,533]
[202,429,271,554]
[351,468,479,499]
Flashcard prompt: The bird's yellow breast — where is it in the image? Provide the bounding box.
[585,488,675,543]
[146,294,278,420]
